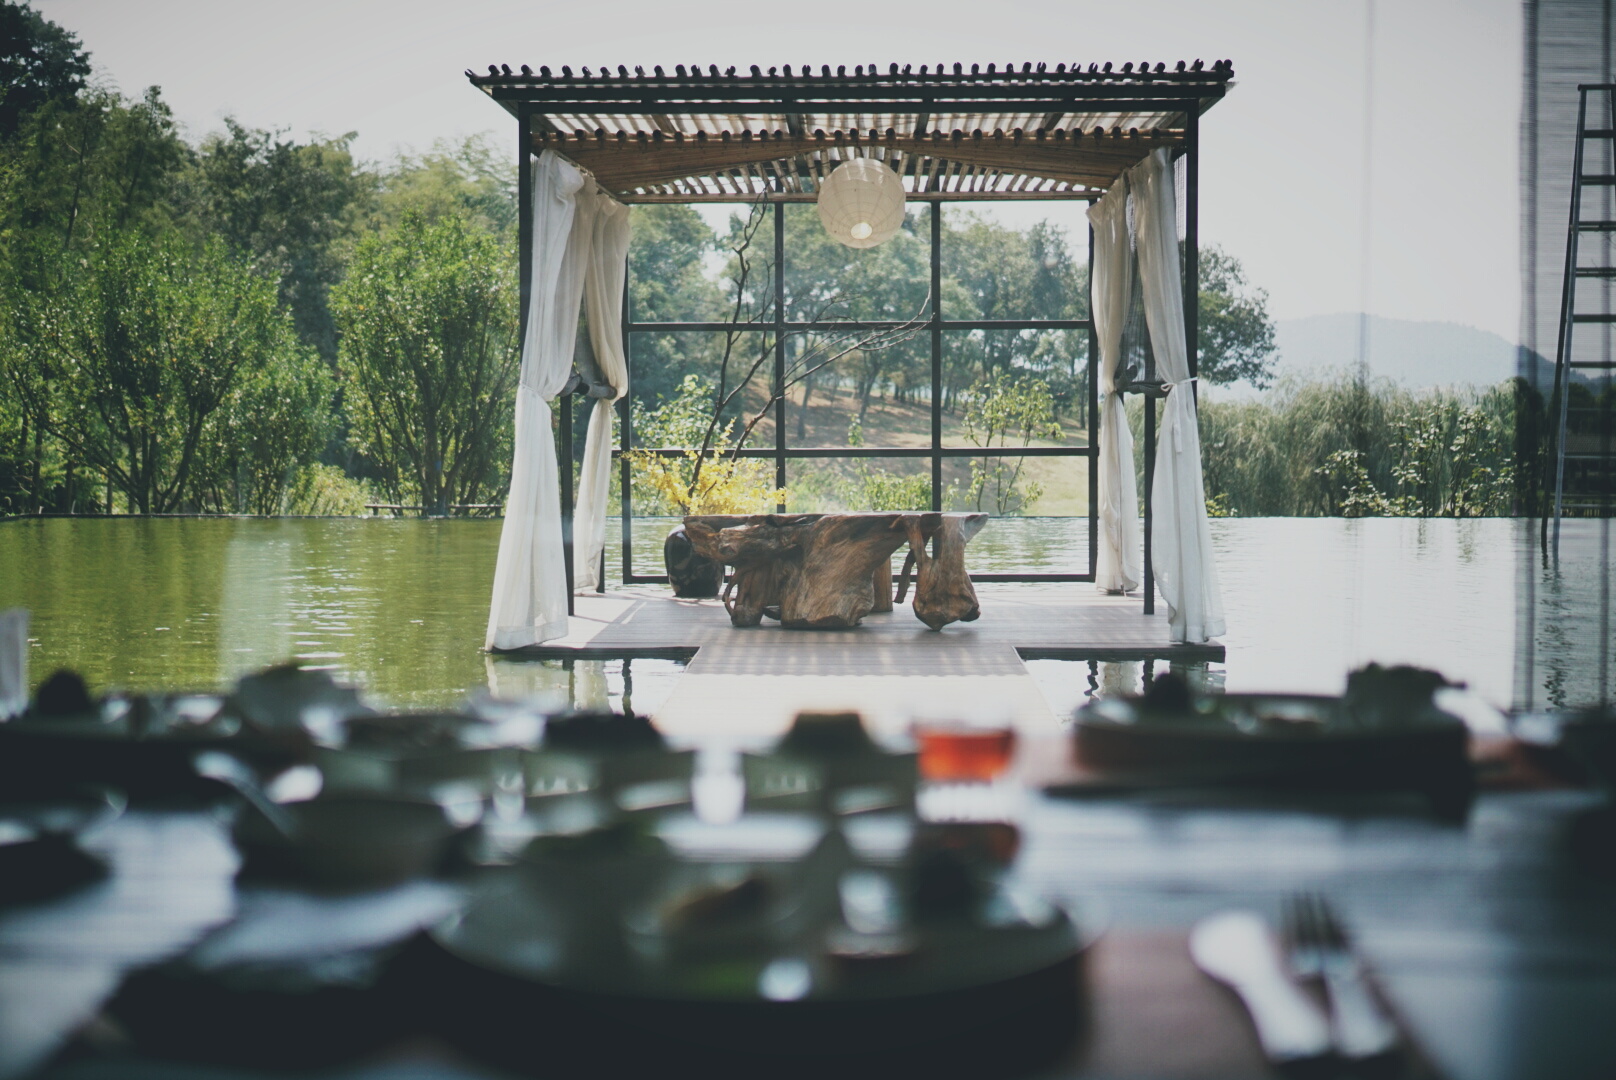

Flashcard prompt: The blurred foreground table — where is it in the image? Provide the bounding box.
[9,773,1616,1080]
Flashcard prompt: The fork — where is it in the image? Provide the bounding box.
[1283,893,1401,1060]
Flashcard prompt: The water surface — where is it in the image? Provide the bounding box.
[0,516,1604,714]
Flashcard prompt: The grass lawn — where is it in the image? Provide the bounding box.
[739,384,1091,516]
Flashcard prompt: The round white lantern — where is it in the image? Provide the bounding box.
[817,158,907,249]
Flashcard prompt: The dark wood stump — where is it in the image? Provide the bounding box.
[897,513,987,630]
[683,512,987,631]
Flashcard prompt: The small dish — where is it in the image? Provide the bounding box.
[0,785,123,904]
[233,795,459,890]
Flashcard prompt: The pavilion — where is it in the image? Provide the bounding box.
[467,60,1231,688]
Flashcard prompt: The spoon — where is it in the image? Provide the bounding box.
[193,751,300,840]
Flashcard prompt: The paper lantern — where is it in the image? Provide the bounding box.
[816,158,907,249]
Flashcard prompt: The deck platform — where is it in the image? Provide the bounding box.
[499,585,1223,741]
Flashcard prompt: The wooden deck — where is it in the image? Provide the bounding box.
[502,586,1223,741]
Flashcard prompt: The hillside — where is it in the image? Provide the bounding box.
[1271,314,1520,389]
[729,384,1091,516]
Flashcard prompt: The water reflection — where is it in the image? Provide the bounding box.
[483,656,687,719]
[1026,659,1227,722]
[3,515,1611,713]
[1521,518,1616,709]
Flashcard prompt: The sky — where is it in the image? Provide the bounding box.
[40,0,1524,342]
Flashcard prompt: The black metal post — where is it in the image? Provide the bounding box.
[619,259,633,587]
[1087,222,1099,580]
[1143,397,1155,615]
[774,201,787,509]
[614,261,627,591]
[931,202,943,510]
[561,390,574,615]
[1184,102,1200,390]
[518,109,532,344]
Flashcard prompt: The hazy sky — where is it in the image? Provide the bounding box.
[41,0,1522,341]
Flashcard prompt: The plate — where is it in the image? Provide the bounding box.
[0,785,123,904]
[0,695,302,797]
[426,822,1099,1064]
[1069,693,1473,814]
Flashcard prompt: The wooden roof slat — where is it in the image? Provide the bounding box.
[540,130,1180,194]
[497,61,1226,203]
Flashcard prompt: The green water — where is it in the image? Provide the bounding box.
[0,515,1096,713]
[2,515,1606,714]
[0,517,559,710]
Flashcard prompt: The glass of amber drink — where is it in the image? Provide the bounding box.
[914,722,1017,782]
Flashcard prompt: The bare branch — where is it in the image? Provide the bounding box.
[728,288,931,456]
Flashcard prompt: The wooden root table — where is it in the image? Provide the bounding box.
[682,512,987,631]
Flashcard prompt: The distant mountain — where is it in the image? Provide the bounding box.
[1271,314,1520,389]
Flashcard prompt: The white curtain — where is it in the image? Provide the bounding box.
[486,152,595,650]
[1087,181,1141,594]
[1129,148,1226,644]
[572,195,631,593]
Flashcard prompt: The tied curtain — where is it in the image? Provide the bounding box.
[1086,181,1141,595]
[1129,148,1226,644]
[486,151,630,650]
[573,197,631,593]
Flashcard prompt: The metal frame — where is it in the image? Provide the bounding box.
[612,198,1099,585]
[500,72,1212,603]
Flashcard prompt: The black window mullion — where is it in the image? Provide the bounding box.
[626,319,1093,332]
[1088,222,1099,582]
[931,202,943,510]
[774,202,787,509]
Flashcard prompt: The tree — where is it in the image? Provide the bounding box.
[1197,245,1278,388]
[961,372,1063,514]
[375,135,516,240]
[174,120,372,360]
[780,204,932,421]
[0,1,90,138]
[0,85,188,287]
[333,210,519,515]
[191,344,334,514]
[626,203,724,410]
[27,230,303,513]
[941,213,1087,415]
[0,85,261,513]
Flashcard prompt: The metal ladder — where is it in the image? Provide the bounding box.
[1549,83,1616,549]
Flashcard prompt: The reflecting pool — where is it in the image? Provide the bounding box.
[0,516,1603,714]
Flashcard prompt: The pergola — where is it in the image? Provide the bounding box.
[468,60,1233,623]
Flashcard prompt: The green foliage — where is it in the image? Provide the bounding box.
[1315,449,1392,517]
[626,203,724,409]
[333,209,518,514]
[16,229,316,512]
[1197,244,1278,388]
[193,341,335,514]
[778,205,934,420]
[0,85,188,287]
[837,420,933,511]
[1198,375,1516,517]
[0,1,90,138]
[173,119,372,360]
[375,135,515,240]
[627,374,784,514]
[942,213,1087,415]
[282,462,375,516]
[962,372,1063,514]
[634,372,718,451]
